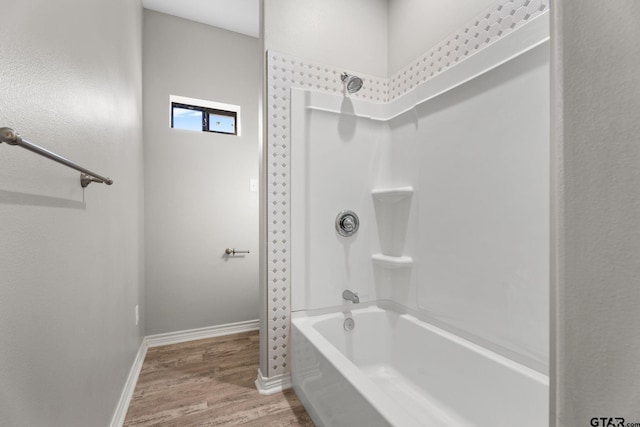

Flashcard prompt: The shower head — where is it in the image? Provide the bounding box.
[341,72,364,94]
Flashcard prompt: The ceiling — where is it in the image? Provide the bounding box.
[142,0,260,38]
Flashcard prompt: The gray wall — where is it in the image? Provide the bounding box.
[388,0,496,74]
[552,0,640,424]
[0,0,144,425]
[264,0,389,77]
[265,0,501,77]
[143,10,260,335]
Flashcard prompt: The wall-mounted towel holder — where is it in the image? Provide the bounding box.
[0,127,113,188]
[225,248,250,256]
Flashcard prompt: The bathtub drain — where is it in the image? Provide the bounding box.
[344,317,355,331]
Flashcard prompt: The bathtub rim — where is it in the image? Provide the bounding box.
[293,299,549,376]
[293,302,549,385]
[292,302,549,426]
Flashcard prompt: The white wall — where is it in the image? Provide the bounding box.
[388,0,497,74]
[264,0,389,77]
[0,0,144,425]
[552,0,640,424]
[143,10,260,334]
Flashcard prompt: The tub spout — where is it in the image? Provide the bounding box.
[342,290,359,304]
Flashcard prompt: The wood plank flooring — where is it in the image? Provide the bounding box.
[123,331,314,426]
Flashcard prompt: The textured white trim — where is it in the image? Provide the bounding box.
[109,340,148,427]
[254,368,292,395]
[388,0,550,99]
[145,319,260,348]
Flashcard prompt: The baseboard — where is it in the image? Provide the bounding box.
[145,319,260,348]
[255,368,292,395]
[110,319,259,426]
[109,339,148,427]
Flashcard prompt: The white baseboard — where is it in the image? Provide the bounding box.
[145,319,260,348]
[109,339,148,427]
[110,319,260,426]
[255,368,292,395]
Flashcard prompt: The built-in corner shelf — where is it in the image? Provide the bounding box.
[371,186,414,203]
[371,186,413,269]
[371,253,413,269]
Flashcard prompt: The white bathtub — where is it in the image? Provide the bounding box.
[291,305,548,427]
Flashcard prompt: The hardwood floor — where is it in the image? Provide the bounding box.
[123,331,314,426]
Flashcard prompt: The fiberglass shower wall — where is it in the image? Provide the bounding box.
[388,42,550,374]
[291,90,391,311]
[290,42,549,375]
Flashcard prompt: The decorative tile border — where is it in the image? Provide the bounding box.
[265,54,387,377]
[265,0,549,378]
[389,0,549,99]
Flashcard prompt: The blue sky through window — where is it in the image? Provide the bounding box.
[208,113,236,134]
[172,107,202,131]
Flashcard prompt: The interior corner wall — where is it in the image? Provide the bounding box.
[388,0,498,74]
[258,0,270,381]
[263,0,389,77]
[553,0,640,424]
[143,10,260,335]
[0,0,144,426]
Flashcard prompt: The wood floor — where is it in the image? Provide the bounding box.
[123,331,314,426]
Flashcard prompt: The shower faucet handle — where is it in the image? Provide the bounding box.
[341,216,355,232]
[335,210,360,237]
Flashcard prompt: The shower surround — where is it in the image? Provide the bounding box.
[287,12,551,420]
[264,0,550,381]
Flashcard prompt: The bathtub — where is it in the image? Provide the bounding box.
[291,305,548,427]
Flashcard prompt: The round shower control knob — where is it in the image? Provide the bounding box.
[335,210,360,237]
[341,216,355,232]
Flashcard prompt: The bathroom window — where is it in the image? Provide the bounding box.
[207,111,237,134]
[170,95,240,136]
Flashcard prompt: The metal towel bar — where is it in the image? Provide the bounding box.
[0,127,113,188]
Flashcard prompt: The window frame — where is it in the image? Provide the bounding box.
[169,95,241,136]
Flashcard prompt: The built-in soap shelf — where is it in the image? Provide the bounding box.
[371,186,413,203]
[371,253,413,269]
[371,186,414,269]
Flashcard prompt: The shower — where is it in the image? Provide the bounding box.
[341,72,363,93]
